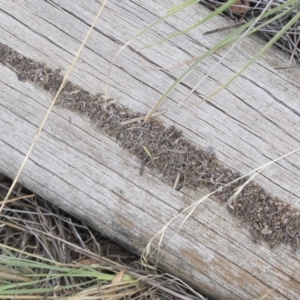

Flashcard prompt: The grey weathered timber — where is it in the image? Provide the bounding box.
[1,1,300,299]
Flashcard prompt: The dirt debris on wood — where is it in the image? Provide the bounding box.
[1,42,300,252]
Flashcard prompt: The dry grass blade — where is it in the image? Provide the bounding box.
[140,0,300,118]
[179,0,275,107]
[0,194,34,205]
[0,0,108,214]
[142,144,300,265]
[120,110,166,126]
[104,0,200,102]
[0,178,206,299]
[204,0,300,62]
[103,269,126,295]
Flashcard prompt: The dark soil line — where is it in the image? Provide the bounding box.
[1,42,300,252]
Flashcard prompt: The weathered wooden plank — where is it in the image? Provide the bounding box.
[3,64,300,298]
[1,1,300,299]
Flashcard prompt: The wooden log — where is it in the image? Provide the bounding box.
[1,0,300,299]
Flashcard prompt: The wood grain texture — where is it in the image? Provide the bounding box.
[1,1,300,299]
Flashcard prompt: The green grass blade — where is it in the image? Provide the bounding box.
[204,9,300,102]
[167,0,201,15]
[0,279,96,295]
[105,0,200,100]
[180,4,297,104]
[132,0,200,42]
[144,1,298,119]
[140,0,237,50]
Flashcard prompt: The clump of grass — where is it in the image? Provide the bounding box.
[0,176,206,299]
[204,0,300,61]
[106,0,300,120]
[0,245,138,299]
